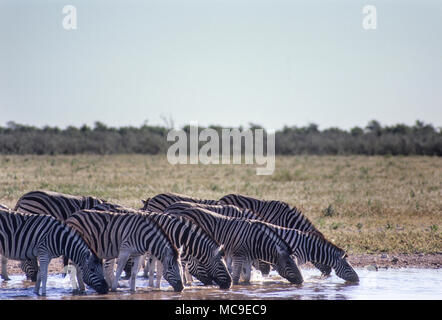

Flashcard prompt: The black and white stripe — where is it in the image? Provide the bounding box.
[93,203,232,289]
[173,201,358,282]
[9,190,108,281]
[164,204,304,285]
[65,209,184,292]
[141,193,218,213]
[14,190,106,220]
[0,208,108,295]
[219,194,332,276]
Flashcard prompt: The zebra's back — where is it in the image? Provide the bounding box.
[142,193,219,212]
[14,190,106,221]
[219,194,323,236]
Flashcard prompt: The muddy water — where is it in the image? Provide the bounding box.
[1,268,440,300]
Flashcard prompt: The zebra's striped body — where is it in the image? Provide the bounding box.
[165,204,303,285]
[219,194,332,276]
[219,194,321,234]
[93,203,232,289]
[168,201,359,283]
[14,190,106,220]
[8,190,108,281]
[141,211,231,289]
[141,193,219,213]
[65,209,184,292]
[0,208,108,295]
[0,204,11,280]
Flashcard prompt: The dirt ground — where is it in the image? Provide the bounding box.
[2,253,441,279]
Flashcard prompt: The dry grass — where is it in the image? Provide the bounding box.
[0,154,440,254]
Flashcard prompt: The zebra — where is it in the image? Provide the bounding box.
[141,193,277,279]
[93,203,232,289]
[170,201,359,283]
[11,190,132,282]
[142,193,331,276]
[141,192,219,213]
[0,208,108,295]
[65,209,184,292]
[0,204,11,280]
[143,211,231,289]
[218,193,332,276]
[14,190,107,220]
[0,204,39,282]
[164,204,304,285]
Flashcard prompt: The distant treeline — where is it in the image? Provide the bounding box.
[0,120,441,156]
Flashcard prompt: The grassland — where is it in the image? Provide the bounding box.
[0,154,440,257]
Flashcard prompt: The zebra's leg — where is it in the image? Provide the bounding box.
[183,263,193,285]
[122,257,133,280]
[67,264,79,294]
[156,259,163,288]
[231,256,244,285]
[225,255,233,274]
[1,255,10,280]
[143,253,151,278]
[73,263,86,293]
[148,256,156,287]
[112,251,131,291]
[129,255,142,292]
[104,259,116,287]
[35,256,50,296]
[241,259,252,284]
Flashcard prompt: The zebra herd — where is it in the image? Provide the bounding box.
[0,190,359,295]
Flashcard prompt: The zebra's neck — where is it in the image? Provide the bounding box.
[139,222,172,261]
[288,229,341,267]
[57,226,90,266]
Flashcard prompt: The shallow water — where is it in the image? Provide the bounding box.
[1,268,440,300]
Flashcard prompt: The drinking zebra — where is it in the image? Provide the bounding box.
[219,194,332,276]
[11,190,132,281]
[65,209,184,292]
[0,208,108,295]
[0,204,39,282]
[169,201,359,283]
[164,205,304,285]
[142,192,331,276]
[0,204,11,280]
[93,203,232,289]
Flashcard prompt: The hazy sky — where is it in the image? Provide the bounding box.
[1,0,441,130]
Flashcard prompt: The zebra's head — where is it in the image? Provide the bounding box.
[81,253,109,294]
[205,246,232,289]
[275,245,304,285]
[20,260,38,282]
[183,246,231,289]
[161,247,184,292]
[332,251,359,283]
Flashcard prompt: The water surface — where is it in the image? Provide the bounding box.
[1,268,440,300]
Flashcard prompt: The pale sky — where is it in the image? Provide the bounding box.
[1,0,441,130]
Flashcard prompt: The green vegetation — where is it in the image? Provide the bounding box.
[0,120,441,155]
